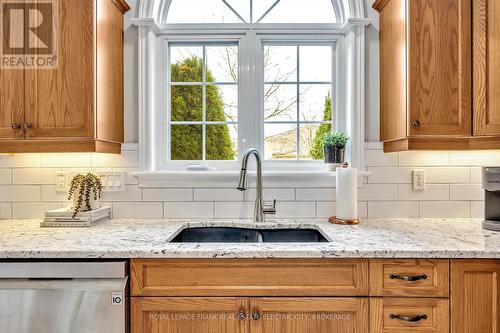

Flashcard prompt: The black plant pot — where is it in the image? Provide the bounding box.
[324,145,345,164]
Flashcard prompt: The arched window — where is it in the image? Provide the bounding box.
[134,0,368,182]
[166,0,338,24]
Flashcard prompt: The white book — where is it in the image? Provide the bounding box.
[43,212,110,223]
[45,206,111,218]
[40,217,109,228]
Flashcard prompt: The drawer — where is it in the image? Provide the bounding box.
[131,259,369,297]
[370,259,449,297]
[370,298,449,333]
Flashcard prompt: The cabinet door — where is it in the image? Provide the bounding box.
[451,259,500,333]
[131,297,248,333]
[408,0,471,136]
[249,298,368,333]
[24,0,93,139]
[378,0,407,142]
[473,0,500,135]
[0,69,24,139]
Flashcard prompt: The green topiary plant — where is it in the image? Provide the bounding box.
[67,173,103,218]
[323,131,349,147]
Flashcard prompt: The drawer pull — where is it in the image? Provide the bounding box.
[251,312,261,320]
[237,311,247,320]
[390,274,427,281]
[390,314,427,322]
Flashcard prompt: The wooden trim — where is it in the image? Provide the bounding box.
[131,259,369,297]
[369,259,449,297]
[111,0,130,13]
[384,136,500,152]
[373,0,391,12]
[0,139,121,153]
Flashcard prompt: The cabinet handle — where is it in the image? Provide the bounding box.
[11,123,21,130]
[23,123,32,131]
[251,312,261,320]
[390,274,427,281]
[237,312,247,321]
[412,119,421,129]
[390,314,427,322]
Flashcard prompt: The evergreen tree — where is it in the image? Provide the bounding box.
[310,94,332,160]
[170,57,235,160]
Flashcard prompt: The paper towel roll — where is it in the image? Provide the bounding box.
[336,167,357,220]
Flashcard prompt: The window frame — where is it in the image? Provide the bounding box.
[157,32,344,170]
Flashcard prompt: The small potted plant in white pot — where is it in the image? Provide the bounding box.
[68,173,103,218]
[323,131,349,168]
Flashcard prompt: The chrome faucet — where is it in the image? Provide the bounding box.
[236,148,276,222]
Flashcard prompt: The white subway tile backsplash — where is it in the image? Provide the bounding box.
[100,185,142,202]
[41,153,92,168]
[398,184,449,201]
[195,189,243,202]
[245,188,295,201]
[358,184,398,201]
[296,188,335,201]
[399,151,450,166]
[0,203,11,219]
[316,201,367,218]
[365,150,398,167]
[450,184,483,201]
[368,201,419,218]
[424,167,470,183]
[365,142,384,150]
[470,167,482,183]
[12,168,57,185]
[367,167,412,184]
[275,202,316,218]
[471,201,484,219]
[0,169,11,184]
[450,151,500,166]
[0,186,41,202]
[165,202,213,218]
[419,201,471,218]
[112,202,163,219]
[143,188,192,201]
[215,202,253,219]
[0,154,41,168]
[12,202,64,219]
[92,151,139,168]
[41,185,70,202]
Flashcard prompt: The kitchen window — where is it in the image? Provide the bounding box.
[134,0,368,178]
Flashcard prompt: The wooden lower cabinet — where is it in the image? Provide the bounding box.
[131,297,248,333]
[451,259,500,333]
[132,297,368,333]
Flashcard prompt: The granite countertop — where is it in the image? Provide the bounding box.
[0,218,498,259]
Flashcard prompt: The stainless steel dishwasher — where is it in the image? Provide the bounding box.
[0,262,128,333]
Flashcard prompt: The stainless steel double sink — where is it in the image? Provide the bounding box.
[170,227,328,243]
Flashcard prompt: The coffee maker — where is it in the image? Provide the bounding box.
[482,167,500,231]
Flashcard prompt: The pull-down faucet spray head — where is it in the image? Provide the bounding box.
[236,168,247,191]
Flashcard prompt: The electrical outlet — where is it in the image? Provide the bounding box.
[412,169,425,191]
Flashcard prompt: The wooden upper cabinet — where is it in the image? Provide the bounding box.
[451,259,500,333]
[473,0,500,136]
[24,0,93,139]
[408,0,471,137]
[0,68,24,139]
[378,0,406,142]
[374,0,500,151]
[0,0,129,153]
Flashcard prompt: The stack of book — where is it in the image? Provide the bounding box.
[41,206,112,227]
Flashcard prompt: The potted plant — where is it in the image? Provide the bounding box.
[323,131,349,165]
[68,173,103,218]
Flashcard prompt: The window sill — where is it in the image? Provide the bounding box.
[132,170,372,188]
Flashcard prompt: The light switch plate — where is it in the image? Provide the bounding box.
[412,169,425,191]
[55,171,126,193]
